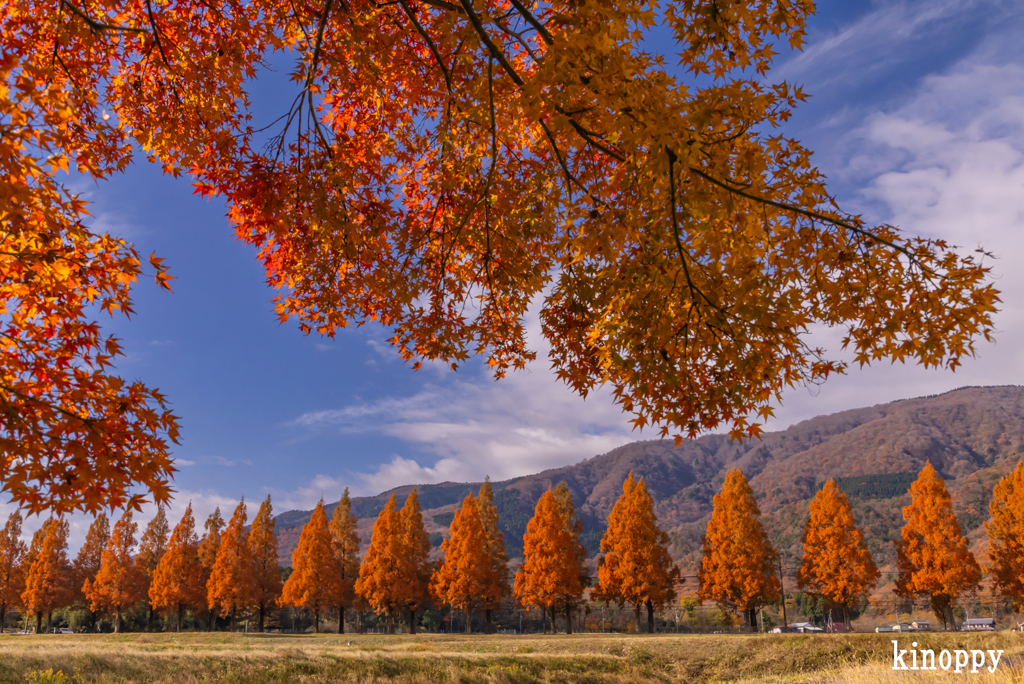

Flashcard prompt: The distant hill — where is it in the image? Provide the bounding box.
[274,386,1024,579]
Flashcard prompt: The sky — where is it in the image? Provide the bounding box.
[7,0,1024,546]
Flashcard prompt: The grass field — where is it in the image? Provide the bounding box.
[0,632,1022,683]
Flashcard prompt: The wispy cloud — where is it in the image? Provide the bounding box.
[212,456,254,467]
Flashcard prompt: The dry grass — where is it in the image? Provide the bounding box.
[0,631,1021,683]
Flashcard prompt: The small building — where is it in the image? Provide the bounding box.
[910,621,932,632]
[786,622,825,633]
[963,618,996,631]
[892,623,914,632]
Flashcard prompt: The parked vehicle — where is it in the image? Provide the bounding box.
[875,625,894,633]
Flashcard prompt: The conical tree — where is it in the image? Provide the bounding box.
[398,489,432,634]
[895,462,982,629]
[207,498,253,630]
[594,472,680,633]
[698,469,781,629]
[431,494,490,633]
[987,461,1024,613]
[356,494,403,631]
[198,507,225,630]
[71,513,110,631]
[329,488,361,634]
[249,495,283,632]
[514,487,587,634]
[137,505,170,631]
[85,510,142,633]
[281,499,335,633]
[476,479,511,633]
[150,503,204,632]
[22,517,70,634]
[797,480,879,630]
[0,510,27,631]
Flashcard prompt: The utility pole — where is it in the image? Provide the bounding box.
[778,557,788,630]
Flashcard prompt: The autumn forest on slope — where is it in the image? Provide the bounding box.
[276,385,1023,580]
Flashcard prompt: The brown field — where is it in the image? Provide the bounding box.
[0,631,1022,683]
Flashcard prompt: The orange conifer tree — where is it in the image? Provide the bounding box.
[281,499,334,633]
[150,503,203,632]
[356,494,403,631]
[71,514,110,631]
[514,487,587,634]
[198,508,225,630]
[328,489,361,634]
[398,489,432,634]
[797,480,879,630]
[594,472,680,633]
[137,505,170,631]
[698,469,781,629]
[895,462,982,630]
[207,499,253,630]
[0,510,27,630]
[476,479,511,633]
[431,494,490,633]
[22,517,70,634]
[85,510,142,633]
[249,495,283,632]
[987,461,1024,613]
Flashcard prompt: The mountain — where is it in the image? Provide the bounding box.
[273,385,1024,576]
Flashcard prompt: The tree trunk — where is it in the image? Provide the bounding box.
[208,608,216,631]
[485,608,493,634]
[47,610,52,633]
[178,604,184,633]
[565,604,573,635]
[35,612,42,635]
[946,603,957,632]
[91,609,100,633]
[359,611,365,634]
[1,602,6,632]
[409,607,417,635]
[258,602,266,633]
[147,603,155,632]
[634,605,641,633]
[550,606,557,634]
[338,604,345,634]
[646,599,654,634]
[314,609,320,634]
[114,609,121,634]
[230,604,237,632]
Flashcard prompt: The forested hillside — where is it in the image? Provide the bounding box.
[275,386,1024,578]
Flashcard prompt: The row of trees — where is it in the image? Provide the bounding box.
[3,461,1023,633]
[699,461,1024,630]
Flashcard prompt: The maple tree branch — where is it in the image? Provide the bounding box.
[493,17,542,63]
[398,0,453,93]
[457,0,524,87]
[686,165,931,274]
[145,0,170,64]
[539,119,583,196]
[306,0,335,91]
[507,0,553,45]
[60,0,149,34]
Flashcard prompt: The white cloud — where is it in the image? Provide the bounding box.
[212,456,253,467]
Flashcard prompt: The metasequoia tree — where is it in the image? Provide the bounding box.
[85,510,141,633]
[356,494,404,631]
[987,461,1024,613]
[198,508,225,630]
[328,489,361,634]
[514,487,587,634]
[150,503,203,632]
[895,462,981,630]
[207,498,252,630]
[248,495,283,632]
[797,480,879,630]
[281,499,335,633]
[398,490,433,634]
[22,517,70,634]
[0,510,27,630]
[594,472,680,633]
[476,479,511,632]
[0,0,999,516]
[431,494,491,633]
[137,505,170,631]
[71,513,110,631]
[698,469,780,629]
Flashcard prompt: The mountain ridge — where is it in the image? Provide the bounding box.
[273,385,1024,576]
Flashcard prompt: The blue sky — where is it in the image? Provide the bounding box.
[9,0,1024,543]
